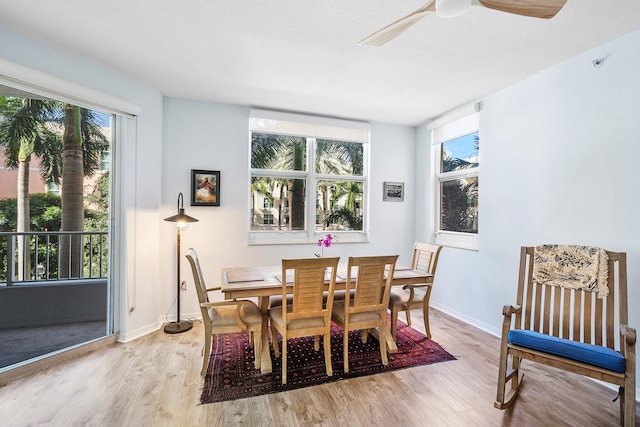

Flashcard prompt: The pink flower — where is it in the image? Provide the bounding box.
[315,233,337,257]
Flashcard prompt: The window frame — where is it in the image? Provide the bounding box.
[431,112,479,251]
[248,110,370,245]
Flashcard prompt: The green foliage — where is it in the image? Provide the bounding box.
[0,184,111,280]
[0,193,62,232]
[0,193,62,280]
[84,173,109,232]
[326,207,363,230]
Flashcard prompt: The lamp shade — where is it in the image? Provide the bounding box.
[163,208,199,224]
[164,192,198,224]
[436,0,471,18]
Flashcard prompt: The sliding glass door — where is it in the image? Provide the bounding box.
[0,84,114,369]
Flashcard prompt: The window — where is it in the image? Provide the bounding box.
[432,112,479,250]
[249,109,370,244]
[263,214,274,225]
[100,150,110,171]
[48,182,60,195]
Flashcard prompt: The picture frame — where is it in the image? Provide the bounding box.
[383,181,404,202]
[191,169,220,206]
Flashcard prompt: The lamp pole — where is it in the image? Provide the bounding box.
[163,192,198,334]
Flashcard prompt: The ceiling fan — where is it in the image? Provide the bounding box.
[359,0,568,46]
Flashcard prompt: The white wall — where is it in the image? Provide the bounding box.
[161,98,418,318]
[418,29,640,385]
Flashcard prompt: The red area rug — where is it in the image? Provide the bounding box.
[200,319,456,403]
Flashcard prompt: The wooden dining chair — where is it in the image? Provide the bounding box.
[388,242,442,339]
[332,255,399,373]
[495,246,636,426]
[268,257,340,384]
[185,248,263,376]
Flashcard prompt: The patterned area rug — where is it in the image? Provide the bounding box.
[200,319,455,403]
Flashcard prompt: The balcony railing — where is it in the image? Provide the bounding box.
[0,231,108,286]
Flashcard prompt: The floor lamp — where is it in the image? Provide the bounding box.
[163,192,198,334]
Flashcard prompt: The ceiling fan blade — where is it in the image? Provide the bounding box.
[478,0,567,19]
[358,1,436,47]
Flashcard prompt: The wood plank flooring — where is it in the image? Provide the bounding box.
[0,308,637,426]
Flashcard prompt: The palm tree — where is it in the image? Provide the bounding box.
[325,181,363,230]
[316,139,364,230]
[441,135,479,233]
[59,105,106,277]
[60,104,84,277]
[0,98,61,279]
[0,96,107,279]
[251,135,365,232]
[251,133,306,230]
[316,139,363,175]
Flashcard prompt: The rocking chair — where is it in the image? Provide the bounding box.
[495,245,636,426]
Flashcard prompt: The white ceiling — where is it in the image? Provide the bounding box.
[1,1,640,126]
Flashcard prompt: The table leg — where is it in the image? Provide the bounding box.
[385,323,399,354]
[369,323,399,354]
[258,296,272,374]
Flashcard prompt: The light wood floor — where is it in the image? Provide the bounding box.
[0,308,637,426]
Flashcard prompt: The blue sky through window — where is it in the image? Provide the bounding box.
[443,132,478,163]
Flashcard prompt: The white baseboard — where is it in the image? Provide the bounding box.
[430,301,501,337]
[119,312,203,343]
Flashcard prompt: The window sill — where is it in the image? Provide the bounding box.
[435,231,478,251]
[248,231,369,246]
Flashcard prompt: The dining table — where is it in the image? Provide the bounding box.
[221,262,433,374]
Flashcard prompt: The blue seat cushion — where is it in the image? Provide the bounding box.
[508,329,626,373]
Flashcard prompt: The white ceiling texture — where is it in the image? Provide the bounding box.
[1,0,640,126]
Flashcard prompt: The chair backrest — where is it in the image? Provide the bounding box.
[185,248,210,321]
[347,255,399,312]
[281,257,340,322]
[514,246,628,352]
[412,242,442,276]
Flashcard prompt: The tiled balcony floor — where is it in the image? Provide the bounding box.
[0,321,107,369]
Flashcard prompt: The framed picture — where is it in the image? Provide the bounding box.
[383,181,404,202]
[191,170,220,206]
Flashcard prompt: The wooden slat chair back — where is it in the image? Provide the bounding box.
[185,248,262,376]
[495,246,636,426]
[388,242,442,339]
[332,255,399,373]
[268,257,340,384]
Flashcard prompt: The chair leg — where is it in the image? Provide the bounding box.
[495,347,509,407]
[422,287,433,338]
[390,307,399,340]
[622,382,636,426]
[281,337,287,384]
[253,327,262,370]
[271,323,280,358]
[405,308,412,326]
[343,328,350,373]
[379,320,388,366]
[362,329,369,343]
[201,330,212,377]
[324,331,333,377]
[314,335,320,351]
[619,386,625,427]
[495,353,523,409]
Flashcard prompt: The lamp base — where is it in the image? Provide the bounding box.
[163,320,193,334]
